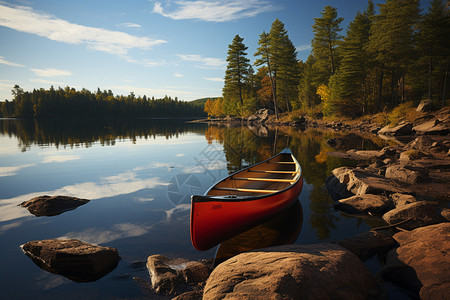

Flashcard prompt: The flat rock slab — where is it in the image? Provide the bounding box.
[326,167,411,199]
[147,255,210,296]
[334,194,394,215]
[382,201,446,230]
[384,223,450,300]
[21,239,120,282]
[19,195,89,216]
[378,122,413,136]
[203,243,378,299]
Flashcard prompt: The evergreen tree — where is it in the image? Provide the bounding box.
[415,0,450,102]
[328,2,374,116]
[269,19,300,112]
[223,35,251,115]
[255,31,279,118]
[311,6,344,80]
[255,19,299,117]
[366,0,420,106]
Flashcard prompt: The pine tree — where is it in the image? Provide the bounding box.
[223,34,251,116]
[311,6,344,80]
[366,0,420,106]
[255,31,279,118]
[328,2,374,117]
[255,19,299,117]
[269,19,300,112]
[415,0,450,102]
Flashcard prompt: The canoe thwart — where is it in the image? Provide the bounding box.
[232,177,296,183]
[213,187,281,193]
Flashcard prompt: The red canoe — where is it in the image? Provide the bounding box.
[190,148,303,251]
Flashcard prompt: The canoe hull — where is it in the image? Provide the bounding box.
[190,148,303,251]
[190,177,303,251]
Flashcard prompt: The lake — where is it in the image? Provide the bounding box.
[0,118,388,299]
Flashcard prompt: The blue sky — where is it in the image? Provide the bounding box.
[0,0,431,102]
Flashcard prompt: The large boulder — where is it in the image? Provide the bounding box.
[146,255,210,295]
[382,201,446,230]
[19,195,89,216]
[385,164,429,184]
[326,167,411,199]
[378,122,413,136]
[383,223,450,300]
[333,194,394,215]
[21,239,119,282]
[337,230,397,261]
[203,243,379,299]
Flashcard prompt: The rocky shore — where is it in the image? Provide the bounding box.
[19,101,449,299]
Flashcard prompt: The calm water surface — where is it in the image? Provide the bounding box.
[0,119,388,299]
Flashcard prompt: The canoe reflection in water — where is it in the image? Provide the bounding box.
[213,200,303,267]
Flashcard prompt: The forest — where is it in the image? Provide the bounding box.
[205,0,450,119]
[0,85,206,118]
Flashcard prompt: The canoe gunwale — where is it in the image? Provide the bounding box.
[191,148,302,203]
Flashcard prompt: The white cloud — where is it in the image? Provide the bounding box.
[153,0,280,22]
[121,22,142,28]
[174,73,183,78]
[0,56,24,67]
[296,44,312,52]
[30,78,66,85]
[42,155,80,163]
[60,223,150,244]
[204,77,223,82]
[177,54,226,69]
[176,153,185,157]
[0,3,167,56]
[30,68,72,77]
[0,164,35,177]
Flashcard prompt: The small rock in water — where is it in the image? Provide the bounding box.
[146,255,211,296]
[21,239,120,282]
[19,195,89,216]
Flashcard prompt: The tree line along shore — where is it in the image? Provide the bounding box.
[206,0,449,121]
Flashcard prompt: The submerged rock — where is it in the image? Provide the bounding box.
[337,230,397,261]
[19,195,89,217]
[203,243,379,299]
[21,239,119,282]
[146,255,210,296]
[383,223,450,300]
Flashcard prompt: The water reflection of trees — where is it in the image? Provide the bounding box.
[205,124,385,240]
[0,119,207,152]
